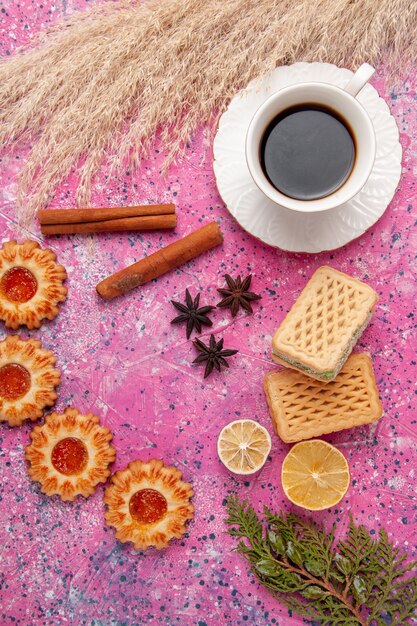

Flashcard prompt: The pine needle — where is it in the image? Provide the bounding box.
[225,494,417,625]
[1,0,416,226]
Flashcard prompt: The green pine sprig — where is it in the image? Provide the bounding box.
[225,494,417,625]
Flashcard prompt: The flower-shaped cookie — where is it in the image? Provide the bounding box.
[0,335,60,426]
[25,408,116,501]
[104,459,194,550]
[0,240,67,329]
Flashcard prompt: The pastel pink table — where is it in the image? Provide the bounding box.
[1,2,416,625]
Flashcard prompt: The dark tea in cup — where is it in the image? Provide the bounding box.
[260,104,355,201]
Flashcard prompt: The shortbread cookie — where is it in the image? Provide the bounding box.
[264,353,383,443]
[0,240,67,329]
[26,408,116,500]
[104,459,194,550]
[272,266,378,381]
[0,335,60,426]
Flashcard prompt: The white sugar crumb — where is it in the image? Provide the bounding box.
[387,475,405,490]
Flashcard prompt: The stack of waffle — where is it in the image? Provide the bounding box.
[264,267,383,442]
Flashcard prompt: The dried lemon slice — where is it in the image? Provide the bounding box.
[217,419,271,474]
[281,439,350,511]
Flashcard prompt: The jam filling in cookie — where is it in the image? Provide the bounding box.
[0,240,67,329]
[26,408,116,501]
[104,458,194,550]
[0,335,60,427]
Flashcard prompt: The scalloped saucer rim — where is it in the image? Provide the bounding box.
[212,62,402,253]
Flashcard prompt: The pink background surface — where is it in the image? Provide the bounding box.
[1,2,417,625]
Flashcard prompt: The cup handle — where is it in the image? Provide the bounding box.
[343,63,375,97]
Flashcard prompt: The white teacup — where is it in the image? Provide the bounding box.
[245,63,376,213]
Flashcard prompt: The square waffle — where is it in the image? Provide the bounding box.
[264,353,383,443]
[271,266,378,381]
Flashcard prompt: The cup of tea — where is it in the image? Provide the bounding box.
[245,63,376,212]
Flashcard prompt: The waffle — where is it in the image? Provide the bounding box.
[271,266,378,381]
[264,353,383,443]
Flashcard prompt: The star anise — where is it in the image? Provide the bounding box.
[171,288,214,339]
[217,274,262,317]
[192,334,238,378]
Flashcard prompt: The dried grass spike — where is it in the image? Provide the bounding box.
[0,0,416,225]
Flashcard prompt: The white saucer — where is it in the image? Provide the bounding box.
[213,62,402,253]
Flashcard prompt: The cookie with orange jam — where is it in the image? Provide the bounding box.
[0,240,67,329]
[104,459,194,550]
[0,335,60,426]
[25,408,116,501]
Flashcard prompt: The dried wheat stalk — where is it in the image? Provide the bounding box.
[0,0,416,226]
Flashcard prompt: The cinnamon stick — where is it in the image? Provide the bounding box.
[40,214,177,235]
[96,221,223,300]
[38,204,175,225]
